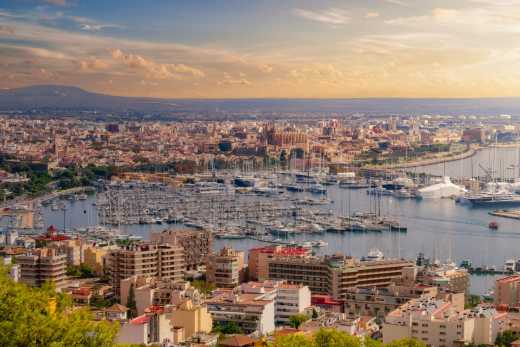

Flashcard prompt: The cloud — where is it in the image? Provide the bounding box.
[44,0,67,6]
[110,48,205,80]
[386,6,520,33]
[259,64,273,73]
[69,16,124,32]
[218,73,252,86]
[0,25,15,35]
[79,57,109,71]
[293,8,351,25]
[384,0,409,6]
[289,63,344,84]
[365,12,380,18]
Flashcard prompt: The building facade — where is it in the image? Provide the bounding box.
[16,247,67,289]
[150,229,211,270]
[107,243,185,298]
[206,247,245,288]
[267,255,415,300]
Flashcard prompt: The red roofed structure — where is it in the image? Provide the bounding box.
[36,225,69,244]
[248,245,311,281]
[312,294,344,313]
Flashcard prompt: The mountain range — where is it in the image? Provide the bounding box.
[1,85,520,119]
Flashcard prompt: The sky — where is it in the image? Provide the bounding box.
[0,0,520,98]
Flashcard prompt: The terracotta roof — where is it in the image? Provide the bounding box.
[130,314,149,325]
[220,335,255,347]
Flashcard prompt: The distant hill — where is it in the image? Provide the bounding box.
[0,85,181,114]
[1,85,520,119]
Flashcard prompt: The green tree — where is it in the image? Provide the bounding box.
[383,338,427,347]
[212,321,242,335]
[127,284,137,318]
[314,328,362,347]
[496,330,520,347]
[288,313,309,329]
[273,333,314,347]
[190,280,216,296]
[0,265,118,346]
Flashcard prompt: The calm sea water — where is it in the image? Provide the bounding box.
[41,146,520,295]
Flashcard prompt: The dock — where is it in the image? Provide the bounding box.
[489,209,520,220]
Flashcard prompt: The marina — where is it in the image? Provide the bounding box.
[28,145,520,297]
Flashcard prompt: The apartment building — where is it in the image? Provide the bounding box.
[107,243,185,298]
[120,276,203,315]
[417,265,470,295]
[83,245,109,276]
[150,229,211,270]
[267,254,415,300]
[16,247,67,289]
[495,275,520,307]
[344,284,438,319]
[248,245,310,281]
[206,247,245,288]
[383,296,508,347]
[206,288,275,335]
[239,280,311,324]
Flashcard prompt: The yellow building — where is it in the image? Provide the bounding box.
[83,246,108,276]
[169,299,213,340]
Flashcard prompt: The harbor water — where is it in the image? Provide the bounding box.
[40,146,520,296]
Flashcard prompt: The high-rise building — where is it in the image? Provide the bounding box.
[495,275,520,308]
[150,229,211,270]
[267,254,415,300]
[206,247,245,288]
[248,245,310,281]
[107,243,185,298]
[16,247,67,289]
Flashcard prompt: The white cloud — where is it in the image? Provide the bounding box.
[293,8,351,25]
[384,0,409,6]
[218,73,252,86]
[110,48,205,80]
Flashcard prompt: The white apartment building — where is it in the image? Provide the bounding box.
[206,288,276,335]
[206,280,311,335]
[383,296,508,347]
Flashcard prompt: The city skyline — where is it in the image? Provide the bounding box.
[1,0,520,98]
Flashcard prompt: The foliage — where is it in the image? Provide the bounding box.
[272,334,314,347]
[66,264,95,278]
[127,284,137,318]
[190,280,216,295]
[314,328,362,347]
[212,321,242,335]
[465,294,481,309]
[383,339,427,347]
[0,265,118,346]
[495,330,520,347]
[272,330,422,347]
[288,313,309,329]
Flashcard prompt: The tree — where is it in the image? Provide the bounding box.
[273,334,314,347]
[289,313,309,329]
[0,265,118,346]
[212,321,242,335]
[312,309,319,319]
[314,328,362,347]
[383,339,427,347]
[496,330,520,347]
[190,280,216,296]
[127,283,137,318]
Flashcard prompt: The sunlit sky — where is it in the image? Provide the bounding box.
[1,0,520,98]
